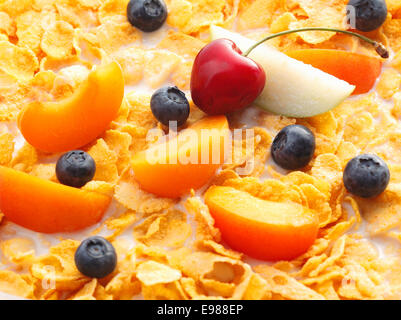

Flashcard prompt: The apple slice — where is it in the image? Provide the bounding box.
[210,25,355,118]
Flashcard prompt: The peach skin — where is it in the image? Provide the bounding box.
[18,61,124,153]
[204,186,319,261]
[0,166,111,233]
[286,49,382,95]
[131,115,229,198]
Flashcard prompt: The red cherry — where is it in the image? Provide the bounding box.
[190,39,266,115]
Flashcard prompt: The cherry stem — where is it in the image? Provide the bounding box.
[243,27,389,59]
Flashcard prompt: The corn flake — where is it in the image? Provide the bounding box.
[171,59,193,90]
[0,41,38,81]
[289,0,346,44]
[115,180,176,214]
[311,153,342,187]
[134,209,191,247]
[105,249,141,300]
[112,47,145,85]
[30,163,57,181]
[142,281,187,300]
[184,196,221,242]
[98,0,129,24]
[180,0,227,34]
[69,279,99,300]
[343,112,375,149]
[157,31,206,59]
[55,3,99,29]
[87,139,119,183]
[103,129,132,173]
[82,180,115,197]
[0,270,34,299]
[11,142,38,172]
[167,0,193,31]
[0,12,14,37]
[238,0,286,30]
[137,261,182,286]
[254,265,325,300]
[241,273,272,300]
[0,238,35,268]
[196,239,243,260]
[143,50,181,88]
[169,251,246,288]
[0,0,33,17]
[31,240,90,291]
[94,19,141,54]
[376,68,401,100]
[270,12,297,33]
[41,21,75,60]
[384,18,401,52]
[0,132,14,166]
[125,92,157,130]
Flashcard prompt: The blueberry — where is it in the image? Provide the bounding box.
[343,154,390,198]
[150,86,190,127]
[56,150,96,188]
[127,0,167,32]
[347,0,387,32]
[271,125,316,170]
[75,236,117,279]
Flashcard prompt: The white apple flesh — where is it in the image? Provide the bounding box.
[210,25,355,118]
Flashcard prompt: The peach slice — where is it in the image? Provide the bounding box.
[131,116,229,198]
[204,186,319,261]
[18,62,124,153]
[0,166,111,233]
[286,49,382,95]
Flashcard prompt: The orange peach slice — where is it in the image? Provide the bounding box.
[0,166,111,233]
[286,49,382,95]
[18,62,124,153]
[131,116,229,198]
[204,186,319,261]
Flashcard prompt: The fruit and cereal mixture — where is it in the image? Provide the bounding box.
[0,0,400,300]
